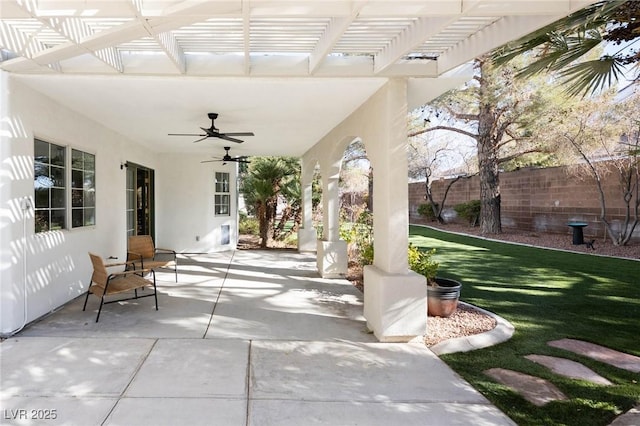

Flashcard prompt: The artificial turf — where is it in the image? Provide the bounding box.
[409,225,639,426]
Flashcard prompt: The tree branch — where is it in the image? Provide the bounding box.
[451,112,478,122]
[409,125,477,140]
[498,147,548,164]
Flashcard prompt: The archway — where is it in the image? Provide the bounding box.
[339,139,372,290]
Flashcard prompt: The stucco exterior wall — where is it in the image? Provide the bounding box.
[0,73,236,334]
[408,165,640,243]
[156,154,238,252]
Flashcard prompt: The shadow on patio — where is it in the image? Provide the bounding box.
[1,249,515,426]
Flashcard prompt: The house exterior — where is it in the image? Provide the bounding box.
[0,0,595,340]
[2,74,241,334]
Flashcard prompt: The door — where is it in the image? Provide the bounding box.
[126,162,155,238]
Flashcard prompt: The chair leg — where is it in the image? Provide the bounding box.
[152,270,158,311]
[83,274,93,311]
[82,288,91,311]
[174,263,178,282]
[96,296,105,322]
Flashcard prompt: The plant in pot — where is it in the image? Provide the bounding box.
[408,244,462,318]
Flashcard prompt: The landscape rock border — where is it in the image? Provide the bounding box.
[429,301,515,355]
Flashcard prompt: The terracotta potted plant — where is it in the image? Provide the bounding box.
[408,244,462,318]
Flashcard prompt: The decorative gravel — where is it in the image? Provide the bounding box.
[425,304,497,347]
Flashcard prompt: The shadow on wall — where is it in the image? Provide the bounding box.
[2,151,77,336]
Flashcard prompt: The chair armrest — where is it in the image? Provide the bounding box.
[127,251,143,261]
[104,260,136,268]
[109,268,153,278]
[155,248,176,254]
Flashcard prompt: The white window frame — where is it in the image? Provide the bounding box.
[34,138,66,233]
[214,171,230,216]
[70,148,96,228]
[34,138,97,233]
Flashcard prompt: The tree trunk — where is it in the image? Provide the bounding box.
[258,203,270,248]
[258,197,277,248]
[274,205,292,239]
[477,100,502,234]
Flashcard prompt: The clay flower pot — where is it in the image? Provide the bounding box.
[427,277,462,317]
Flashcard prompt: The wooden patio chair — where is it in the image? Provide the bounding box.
[83,253,158,322]
[127,235,178,282]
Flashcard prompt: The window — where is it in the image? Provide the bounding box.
[34,139,96,233]
[71,149,96,228]
[214,172,230,216]
[34,139,66,232]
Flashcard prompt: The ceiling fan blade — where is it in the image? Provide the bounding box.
[200,159,222,163]
[192,135,210,143]
[222,132,254,136]
[217,134,244,144]
[169,133,206,136]
[171,114,253,143]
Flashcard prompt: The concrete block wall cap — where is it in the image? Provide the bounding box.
[429,301,515,356]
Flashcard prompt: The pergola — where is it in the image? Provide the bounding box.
[0,0,593,340]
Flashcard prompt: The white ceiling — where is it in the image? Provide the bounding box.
[13,73,387,157]
[1,0,595,158]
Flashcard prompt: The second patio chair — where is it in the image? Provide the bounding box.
[127,235,178,282]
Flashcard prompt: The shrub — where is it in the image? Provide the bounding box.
[354,211,373,265]
[359,240,374,266]
[239,215,259,235]
[341,211,374,267]
[417,203,439,221]
[408,244,439,283]
[281,232,298,247]
[453,200,481,225]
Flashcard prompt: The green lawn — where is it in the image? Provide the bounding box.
[409,225,640,426]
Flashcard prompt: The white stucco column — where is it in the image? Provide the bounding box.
[316,164,347,278]
[297,158,317,252]
[363,79,426,342]
[0,70,22,335]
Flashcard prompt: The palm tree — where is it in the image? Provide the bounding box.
[493,1,639,97]
[240,157,299,248]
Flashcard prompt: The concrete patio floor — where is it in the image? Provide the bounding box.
[1,250,515,425]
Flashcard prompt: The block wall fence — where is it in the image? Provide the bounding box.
[408,164,640,243]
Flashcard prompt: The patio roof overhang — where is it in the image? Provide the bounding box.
[0,0,596,157]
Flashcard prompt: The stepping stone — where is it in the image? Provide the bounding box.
[548,339,640,373]
[525,354,613,385]
[484,368,567,406]
[609,404,640,426]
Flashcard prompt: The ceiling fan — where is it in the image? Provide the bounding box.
[169,113,254,144]
[201,146,251,165]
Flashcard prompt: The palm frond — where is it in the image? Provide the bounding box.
[559,57,627,97]
[513,32,603,79]
[493,34,554,65]
[493,0,625,67]
[547,32,603,70]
